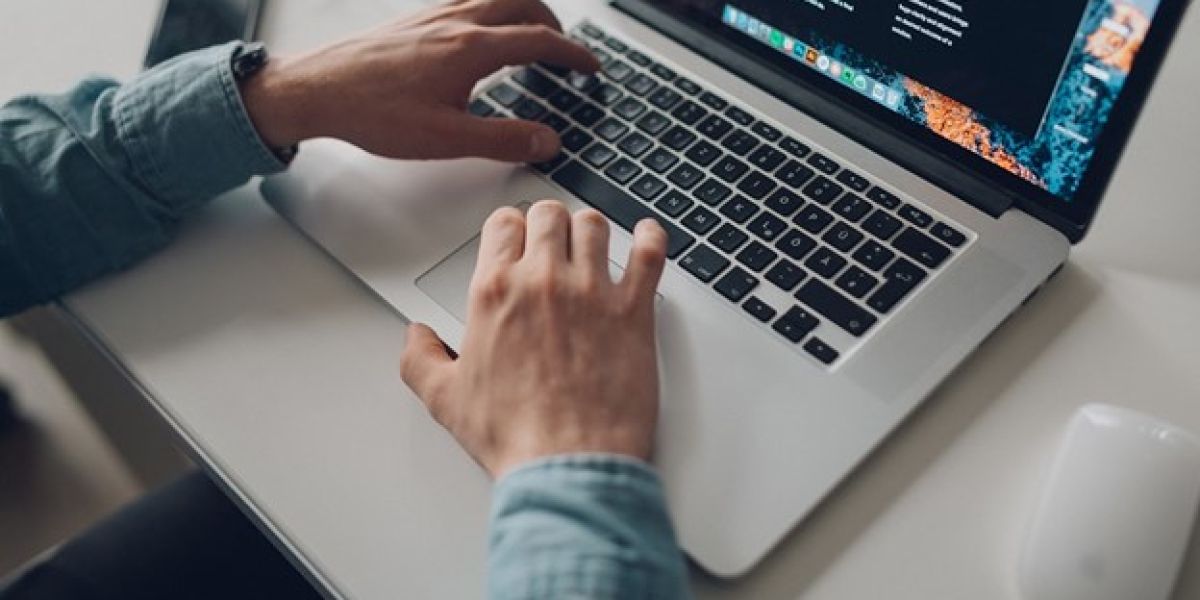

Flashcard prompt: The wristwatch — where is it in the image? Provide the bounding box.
[232,42,299,164]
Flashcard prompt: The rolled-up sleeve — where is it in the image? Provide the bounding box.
[488,454,691,599]
[0,41,285,317]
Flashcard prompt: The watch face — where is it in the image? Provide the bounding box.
[233,43,269,81]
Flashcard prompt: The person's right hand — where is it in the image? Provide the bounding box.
[399,203,668,479]
[240,0,600,163]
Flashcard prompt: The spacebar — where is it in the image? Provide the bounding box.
[553,160,695,258]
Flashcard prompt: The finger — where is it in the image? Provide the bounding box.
[570,209,611,276]
[475,25,600,75]
[428,111,561,162]
[620,219,668,302]
[399,323,457,411]
[459,0,562,32]
[524,200,571,263]
[476,206,526,275]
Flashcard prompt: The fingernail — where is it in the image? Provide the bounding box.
[532,129,559,159]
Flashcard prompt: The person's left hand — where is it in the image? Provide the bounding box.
[240,0,600,163]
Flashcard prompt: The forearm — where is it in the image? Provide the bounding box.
[0,42,285,317]
[489,455,691,599]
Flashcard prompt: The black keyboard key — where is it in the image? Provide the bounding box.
[539,112,569,133]
[605,158,642,184]
[533,152,567,173]
[604,37,629,53]
[823,223,864,253]
[801,176,844,205]
[661,126,697,151]
[698,115,735,140]
[714,267,758,302]
[866,186,902,209]
[547,88,583,112]
[931,222,966,247]
[627,50,652,67]
[725,106,755,126]
[795,204,834,234]
[625,73,658,96]
[807,152,840,175]
[685,140,723,167]
[773,306,819,343]
[862,209,903,240]
[796,279,876,337]
[656,190,693,217]
[713,156,749,183]
[589,83,624,106]
[898,204,933,228]
[736,241,778,272]
[835,266,879,299]
[831,194,871,222]
[642,147,678,173]
[747,212,787,242]
[487,82,522,107]
[752,122,782,141]
[893,228,951,268]
[614,97,647,120]
[776,229,817,261]
[805,247,847,279]
[680,245,729,282]
[595,118,630,142]
[719,195,759,224]
[657,189,696,218]
[580,23,604,39]
[682,206,720,235]
[667,163,704,189]
[693,179,732,206]
[469,99,495,117]
[709,224,748,253]
[765,259,806,291]
[651,63,677,81]
[765,189,804,217]
[674,77,702,95]
[804,338,839,365]
[553,161,694,257]
[562,128,594,153]
[567,72,601,94]
[852,241,895,271]
[648,86,683,111]
[582,143,617,168]
[743,296,777,323]
[749,146,787,172]
[777,160,815,189]
[672,100,708,125]
[512,67,559,97]
[514,98,547,121]
[835,169,870,192]
[618,132,654,158]
[867,257,926,313]
[631,173,667,201]
[570,103,606,127]
[699,91,729,110]
[591,46,613,67]
[780,136,811,158]
[737,171,776,200]
[722,131,759,156]
[636,111,671,135]
[604,60,635,83]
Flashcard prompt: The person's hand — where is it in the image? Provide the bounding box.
[399,202,668,478]
[240,0,600,163]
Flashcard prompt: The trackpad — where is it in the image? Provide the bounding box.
[416,234,658,325]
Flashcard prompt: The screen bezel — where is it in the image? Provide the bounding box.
[614,0,1192,242]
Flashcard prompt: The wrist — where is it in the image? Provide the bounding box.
[239,56,312,150]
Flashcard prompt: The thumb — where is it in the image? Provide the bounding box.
[399,323,457,412]
[434,112,561,163]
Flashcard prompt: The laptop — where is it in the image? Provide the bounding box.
[264,0,1191,577]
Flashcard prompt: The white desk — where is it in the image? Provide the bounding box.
[5,0,1200,597]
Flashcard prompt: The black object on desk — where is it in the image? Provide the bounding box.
[144,0,264,68]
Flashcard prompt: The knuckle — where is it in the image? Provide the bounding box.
[575,208,608,229]
[471,271,511,306]
[487,206,525,231]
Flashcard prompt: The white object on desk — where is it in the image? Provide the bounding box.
[1019,404,1200,600]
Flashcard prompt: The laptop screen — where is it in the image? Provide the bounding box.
[648,0,1166,204]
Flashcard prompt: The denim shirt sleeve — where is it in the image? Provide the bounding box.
[0,41,285,317]
[489,454,692,599]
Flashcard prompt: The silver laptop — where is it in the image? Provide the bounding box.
[264,0,1190,577]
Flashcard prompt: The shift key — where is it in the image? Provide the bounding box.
[795,279,877,337]
[553,160,695,258]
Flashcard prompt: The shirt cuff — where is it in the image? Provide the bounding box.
[111,41,287,210]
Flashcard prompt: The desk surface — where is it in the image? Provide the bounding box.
[4,0,1199,597]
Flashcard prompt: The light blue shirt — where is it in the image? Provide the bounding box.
[0,42,689,598]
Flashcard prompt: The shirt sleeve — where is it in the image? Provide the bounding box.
[0,41,286,317]
[488,454,692,599]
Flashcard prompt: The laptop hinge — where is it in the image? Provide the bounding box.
[611,0,1017,220]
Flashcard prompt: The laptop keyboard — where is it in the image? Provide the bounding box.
[468,22,973,368]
